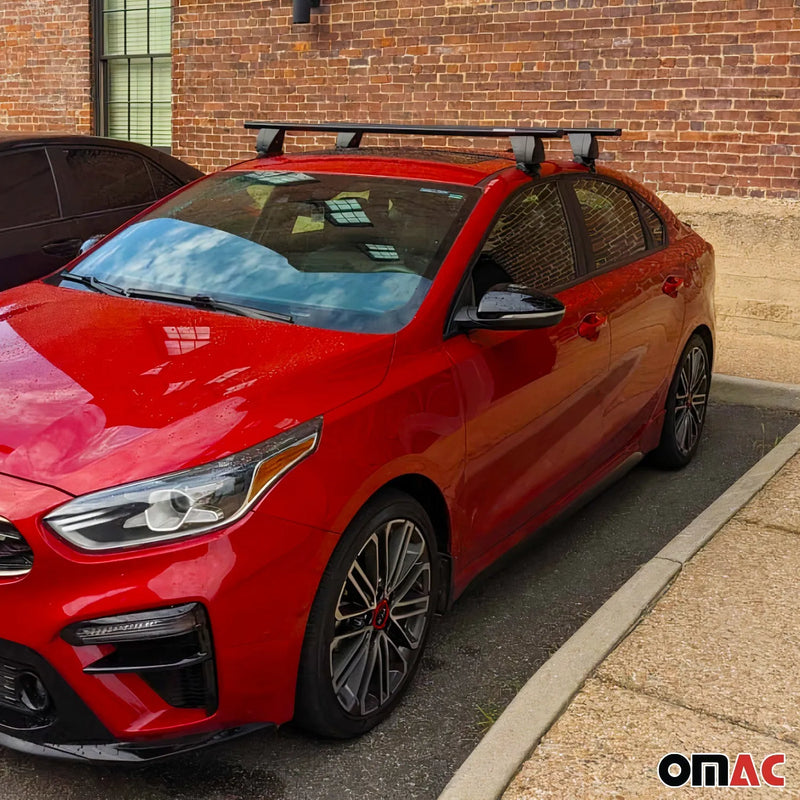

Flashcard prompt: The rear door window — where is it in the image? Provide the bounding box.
[55,147,156,216]
[0,149,60,230]
[572,178,646,269]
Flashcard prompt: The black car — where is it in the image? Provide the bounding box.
[0,133,202,290]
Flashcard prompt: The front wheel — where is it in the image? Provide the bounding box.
[294,490,439,738]
[650,333,710,469]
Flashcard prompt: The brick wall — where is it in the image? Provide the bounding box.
[0,0,92,132]
[173,0,800,199]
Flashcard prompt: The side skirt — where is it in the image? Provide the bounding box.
[450,450,644,605]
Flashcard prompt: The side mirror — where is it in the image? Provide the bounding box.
[79,234,106,255]
[455,283,566,331]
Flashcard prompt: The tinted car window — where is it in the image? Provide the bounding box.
[0,149,60,230]
[64,171,479,334]
[147,162,185,198]
[637,199,666,247]
[59,148,156,215]
[573,179,646,268]
[478,181,576,292]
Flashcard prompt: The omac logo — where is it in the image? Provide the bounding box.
[658,752,786,788]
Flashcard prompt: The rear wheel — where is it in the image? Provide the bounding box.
[294,490,438,738]
[651,333,710,469]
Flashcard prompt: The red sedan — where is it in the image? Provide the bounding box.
[0,124,713,760]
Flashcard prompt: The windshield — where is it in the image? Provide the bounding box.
[61,171,479,333]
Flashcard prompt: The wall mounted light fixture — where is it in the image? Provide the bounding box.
[293,0,321,24]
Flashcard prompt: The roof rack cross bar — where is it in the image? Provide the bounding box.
[244,121,564,172]
[564,127,622,171]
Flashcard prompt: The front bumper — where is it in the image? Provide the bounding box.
[0,472,340,761]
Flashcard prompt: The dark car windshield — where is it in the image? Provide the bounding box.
[61,170,478,333]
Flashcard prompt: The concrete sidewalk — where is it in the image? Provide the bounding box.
[502,450,800,799]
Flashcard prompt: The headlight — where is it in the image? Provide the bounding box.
[45,417,321,551]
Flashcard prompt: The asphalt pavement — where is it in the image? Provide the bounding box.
[1,402,797,800]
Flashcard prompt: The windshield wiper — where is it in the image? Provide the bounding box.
[59,272,127,296]
[58,273,293,323]
[124,288,294,323]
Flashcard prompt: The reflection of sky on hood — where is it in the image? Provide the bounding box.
[73,219,426,316]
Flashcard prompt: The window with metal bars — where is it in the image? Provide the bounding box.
[95,0,172,149]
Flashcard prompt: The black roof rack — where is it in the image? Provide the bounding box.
[243,121,621,173]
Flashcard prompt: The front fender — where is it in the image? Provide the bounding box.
[257,345,468,553]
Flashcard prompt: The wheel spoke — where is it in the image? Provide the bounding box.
[331,629,371,697]
[690,350,707,394]
[392,594,429,621]
[377,632,391,707]
[386,616,417,650]
[385,520,416,595]
[677,368,691,401]
[356,633,381,713]
[688,409,699,447]
[344,557,378,612]
[392,560,428,604]
[689,403,705,429]
[675,408,691,453]
[383,628,410,667]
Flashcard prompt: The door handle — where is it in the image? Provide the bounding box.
[578,312,607,341]
[42,238,82,258]
[662,275,685,297]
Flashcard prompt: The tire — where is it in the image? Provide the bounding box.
[650,333,710,469]
[294,490,439,738]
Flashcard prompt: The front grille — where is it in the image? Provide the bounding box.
[0,519,33,577]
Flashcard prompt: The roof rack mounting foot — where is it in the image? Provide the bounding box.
[565,128,622,171]
[255,128,286,157]
[509,135,546,176]
[336,131,363,149]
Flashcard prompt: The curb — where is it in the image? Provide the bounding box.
[437,376,800,800]
[711,373,800,411]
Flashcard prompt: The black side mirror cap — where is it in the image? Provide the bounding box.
[455,283,566,331]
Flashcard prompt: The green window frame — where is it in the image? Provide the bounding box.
[94,0,172,150]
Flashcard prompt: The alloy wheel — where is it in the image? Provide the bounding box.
[329,518,432,717]
[674,345,708,456]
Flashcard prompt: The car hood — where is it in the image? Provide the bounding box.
[0,283,394,497]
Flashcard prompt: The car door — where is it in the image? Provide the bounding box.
[47,145,158,249]
[443,180,611,565]
[0,147,81,289]
[566,177,686,455]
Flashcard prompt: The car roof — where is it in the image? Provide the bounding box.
[0,131,203,179]
[229,147,524,186]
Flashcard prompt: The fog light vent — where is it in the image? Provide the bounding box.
[62,604,217,714]
[16,671,50,713]
[0,518,33,577]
